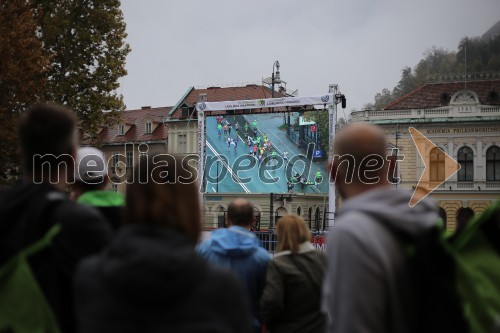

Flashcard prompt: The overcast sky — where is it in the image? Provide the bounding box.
[119,0,500,112]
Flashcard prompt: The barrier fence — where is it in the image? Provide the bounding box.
[202,208,333,254]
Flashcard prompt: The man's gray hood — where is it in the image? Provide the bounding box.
[339,187,439,237]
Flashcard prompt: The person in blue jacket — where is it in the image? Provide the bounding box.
[198,199,270,332]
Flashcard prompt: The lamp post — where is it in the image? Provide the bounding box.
[271,60,281,98]
[395,124,401,188]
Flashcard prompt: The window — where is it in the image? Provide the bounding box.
[178,133,187,153]
[112,153,119,167]
[456,207,474,230]
[457,146,473,181]
[118,124,125,135]
[145,122,152,134]
[430,147,445,182]
[296,206,302,216]
[486,145,500,181]
[126,152,133,168]
[438,207,447,229]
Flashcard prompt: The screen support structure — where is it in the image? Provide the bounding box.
[328,84,339,227]
[195,92,338,226]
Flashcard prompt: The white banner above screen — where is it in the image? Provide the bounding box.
[195,94,335,112]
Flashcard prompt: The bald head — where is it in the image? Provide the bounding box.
[331,123,390,196]
[227,198,255,228]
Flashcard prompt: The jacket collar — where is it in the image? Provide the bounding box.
[274,241,315,257]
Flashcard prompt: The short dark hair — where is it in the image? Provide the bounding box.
[125,154,201,245]
[227,199,254,227]
[18,104,77,173]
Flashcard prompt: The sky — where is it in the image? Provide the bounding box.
[119,0,500,113]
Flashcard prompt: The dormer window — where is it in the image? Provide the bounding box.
[145,121,152,134]
[118,124,125,135]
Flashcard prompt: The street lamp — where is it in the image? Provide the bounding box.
[271,60,282,98]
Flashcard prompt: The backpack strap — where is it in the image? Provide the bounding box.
[23,224,62,258]
[22,191,66,258]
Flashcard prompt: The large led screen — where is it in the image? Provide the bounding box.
[204,111,329,194]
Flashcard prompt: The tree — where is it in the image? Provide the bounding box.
[35,0,131,143]
[302,109,329,153]
[373,88,394,110]
[392,66,417,98]
[0,0,49,182]
[365,34,500,110]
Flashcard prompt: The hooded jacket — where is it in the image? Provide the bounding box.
[323,187,438,333]
[74,225,252,333]
[0,181,112,333]
[260,242,326,333]
[77,190,125,230]
[197,226,270,323]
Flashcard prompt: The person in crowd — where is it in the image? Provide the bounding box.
[71,147,124,230]
[0,104,112,333]
[217,122,223,137]
[323,123,439,333]
[233,136,238,151]
[74,155,252,333]
[198,198,270,332]
[260,215,326,333]
[314,169,322,185]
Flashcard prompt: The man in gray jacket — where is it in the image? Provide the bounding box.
[323,123,439,333]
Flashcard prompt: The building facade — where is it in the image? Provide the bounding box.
[98,106,170,193]
[351,80,500,230]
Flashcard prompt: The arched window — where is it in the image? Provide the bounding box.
[438,207,447,229]
[216,206,226,228]
[486,145,500,181]
[308,207,313,230]
[457,147,474,181]
[430,147,445,182]
[296,206,302,216]
[275,207,287,225]
[253,207,261,231]
[314,207,321,231]
[456,207,474,230]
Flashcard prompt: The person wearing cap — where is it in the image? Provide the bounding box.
[72,147,125,230]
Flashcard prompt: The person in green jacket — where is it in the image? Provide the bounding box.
[72,147,125,230]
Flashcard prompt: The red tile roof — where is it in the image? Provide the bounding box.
[100,107,170,144]
[170,84,284,118]
[383,80,500,110]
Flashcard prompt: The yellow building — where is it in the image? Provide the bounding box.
[351,80,500,230]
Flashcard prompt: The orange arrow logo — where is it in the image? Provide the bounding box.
[409,127,461,207]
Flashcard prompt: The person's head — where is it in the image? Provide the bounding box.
[329,123,392,199]
[72,147,108,199]
[276,215,311,254]
[125,154,201,245]
[226,198,255,229]
[18,104,78,186]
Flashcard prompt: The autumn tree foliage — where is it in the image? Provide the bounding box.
[35,0,131,144]
[0,0,49,182]
[367,34,500,110]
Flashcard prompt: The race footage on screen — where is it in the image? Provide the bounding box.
[204,112,329,194]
